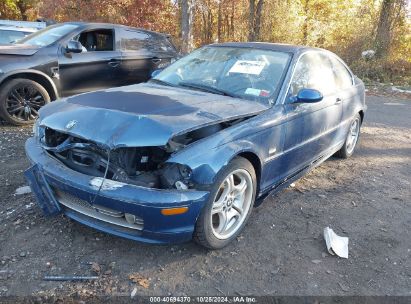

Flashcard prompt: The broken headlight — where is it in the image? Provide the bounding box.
[159,163,192,189]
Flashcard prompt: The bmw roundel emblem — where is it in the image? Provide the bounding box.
[65,120,77,130]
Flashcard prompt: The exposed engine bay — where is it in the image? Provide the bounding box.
[41,117,252,189]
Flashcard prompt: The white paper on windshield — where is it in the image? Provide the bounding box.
[244,88,261,96]
[245,88,271,97]
[229,60,266,75]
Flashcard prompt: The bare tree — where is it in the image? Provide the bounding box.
[181,0,195,53]
[198,1,214,44]
[15,0,39,21]
[217,0,222,42]
[302,0,309,45]
[248,0,264,41]
[374,0,406,58]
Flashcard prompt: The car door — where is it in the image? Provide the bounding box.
[117,28,152,85]
[117,28,175,85]
[275,51,343,181]
[329,55,356,139]
[58,27,122,97]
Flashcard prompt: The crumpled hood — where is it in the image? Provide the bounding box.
[0,44,40,56]
[39,83,268,148]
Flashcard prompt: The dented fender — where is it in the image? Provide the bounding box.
[167,107,285,188]
[168,137,264,187]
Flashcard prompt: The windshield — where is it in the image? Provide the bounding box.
[0,30,28,44]
[153,46,291,104]
[19,24,79,47]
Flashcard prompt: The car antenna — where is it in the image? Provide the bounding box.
[91,149,111,205]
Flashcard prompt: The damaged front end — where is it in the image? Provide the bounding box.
[37,115,253,191]
[25,84,269,244]
[41,127,193,190]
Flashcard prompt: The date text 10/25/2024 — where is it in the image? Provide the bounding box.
[149,296,257,303]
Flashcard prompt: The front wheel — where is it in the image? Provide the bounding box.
[0,78,50,126]
[194,157,256,249]
[335,113,362,159]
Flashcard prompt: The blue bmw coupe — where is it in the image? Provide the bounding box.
[25,43,366,249]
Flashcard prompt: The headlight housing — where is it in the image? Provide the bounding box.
[159,163,192,189]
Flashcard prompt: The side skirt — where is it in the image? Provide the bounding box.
[255,142,343,206]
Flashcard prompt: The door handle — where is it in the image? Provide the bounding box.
[335,97,342,104]
[108,59,120,67]
[151,57,161,64]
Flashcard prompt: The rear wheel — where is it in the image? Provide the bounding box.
[335,113,361,158]
[0,78,50,126]
[194,157,256,249]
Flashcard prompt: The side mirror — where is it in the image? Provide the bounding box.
[296,88,323,103]
[151,69,163,78]
[66,40,83,54]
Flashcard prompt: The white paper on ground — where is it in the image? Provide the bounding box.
[14,186,32,195]
[323,227,349,259]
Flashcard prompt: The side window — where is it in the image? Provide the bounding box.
[289,52,337,97]
[77,29,114,52]
[120,29,175,53]
[330,56,353,90]
[120,29,151,51]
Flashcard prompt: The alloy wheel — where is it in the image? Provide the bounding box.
[6,84,46,122]
[346,117,360,154]
[210,169,253,240]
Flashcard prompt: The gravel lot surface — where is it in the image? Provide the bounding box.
[0,94,410,300]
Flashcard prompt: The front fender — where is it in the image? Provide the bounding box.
[168,138,264,186]
[0,69,59,99]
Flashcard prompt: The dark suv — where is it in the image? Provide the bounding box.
[0,22,178,125]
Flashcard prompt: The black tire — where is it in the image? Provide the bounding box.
[0,78,50,126]
[193,157,257,249]
[335,113,362,159]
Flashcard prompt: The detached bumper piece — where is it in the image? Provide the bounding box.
[24,137,210,244]
[24,164,60,215]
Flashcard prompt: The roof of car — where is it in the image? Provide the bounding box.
[0,25,38,33]
[64,22,167,37]
[210,42,321,53]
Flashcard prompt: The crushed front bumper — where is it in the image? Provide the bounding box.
[24,137,210,244]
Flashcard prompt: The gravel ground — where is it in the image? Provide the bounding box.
[0,94,410,300]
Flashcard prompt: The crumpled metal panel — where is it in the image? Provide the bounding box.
[38,83,269,149]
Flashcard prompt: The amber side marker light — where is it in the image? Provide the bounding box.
[161,207,189,216]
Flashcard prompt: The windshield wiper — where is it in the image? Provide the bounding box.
[149,78,175,87]
[178,81,237,98]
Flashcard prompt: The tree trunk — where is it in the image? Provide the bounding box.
[254,0,264,41]
[230,1,235,39]
[17,1,29,21]
[248,0,264,41]
[248,0,255,41]
[302,0,309,45]
[374,0,397,58]
[208,10,213,43]
[181,0,195,54]
[217,0,222,42]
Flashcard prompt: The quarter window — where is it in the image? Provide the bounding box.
[289,52,337,97]
[329,56,353,90]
